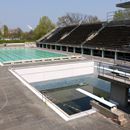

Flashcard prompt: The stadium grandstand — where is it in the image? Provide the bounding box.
[37,20,130,61]
[37,17,130,62]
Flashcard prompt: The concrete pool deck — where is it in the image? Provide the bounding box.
[0,61,130,130]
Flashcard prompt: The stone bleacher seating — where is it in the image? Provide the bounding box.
[39,21,130,51]
[42,25,76,43]
[85,26,130,49]
[59,23,102,46]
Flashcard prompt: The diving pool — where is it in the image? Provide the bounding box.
[38,75,110,115]
[9,61,98,120]
[9,61,130,120]
[0,48,66,65]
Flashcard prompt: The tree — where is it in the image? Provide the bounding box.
[9,28,23,39]
[57,13,100,26]
[16,28,23,38]
[113,9,130,21]
[22,31,35,41]
[0,30,2,40]
[2,25,9,38]
[34,16,55,40]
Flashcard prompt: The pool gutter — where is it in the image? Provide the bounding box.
[1,55,82,66]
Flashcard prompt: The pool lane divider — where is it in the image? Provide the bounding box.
[9,68,96,121]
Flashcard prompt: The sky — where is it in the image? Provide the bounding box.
[0,0,122,31]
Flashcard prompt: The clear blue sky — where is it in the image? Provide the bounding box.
[0,0,122,31]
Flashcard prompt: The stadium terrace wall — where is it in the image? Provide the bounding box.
[37,42,130,62]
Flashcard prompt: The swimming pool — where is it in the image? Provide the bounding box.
[9,61,101,120]
[0,48,66,65]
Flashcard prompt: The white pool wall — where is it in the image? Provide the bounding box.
[14,61,95,83]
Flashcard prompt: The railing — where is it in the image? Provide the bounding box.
[107,10,130,22]
[107,11,115,22]
[97,62,130,84]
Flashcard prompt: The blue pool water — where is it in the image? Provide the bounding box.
[0,48,66,63]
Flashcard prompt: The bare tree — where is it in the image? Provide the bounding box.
[57,13,100,26]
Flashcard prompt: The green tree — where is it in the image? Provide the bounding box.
[34,16,55,40]
[16,28,23,38]
[22,31,35,41]
[0,30,2,40]
[3,25,9,38]
[113,9,130,21]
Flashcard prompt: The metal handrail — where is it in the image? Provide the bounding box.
[97,62,130,84]
[107,10,130,22]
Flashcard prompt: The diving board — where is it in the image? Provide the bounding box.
[76,88,116,108]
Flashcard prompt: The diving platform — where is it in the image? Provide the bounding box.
[76,88,116,109]
[97,63,130,86]
[97,63,130,107]
[98,73,130,86]
[116,1,130,8]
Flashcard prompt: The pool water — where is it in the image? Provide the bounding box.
[0,48,65,63]
[32,75,110,93]
[43,87,92,115]
[32,75,111,115]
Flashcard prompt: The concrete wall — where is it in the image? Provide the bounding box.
[91,100,127,126]
[39,43,130,62]
[110,82,129,107]
[14,61,94,83]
